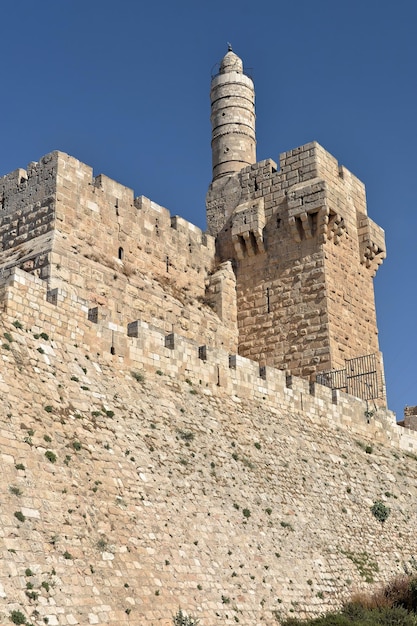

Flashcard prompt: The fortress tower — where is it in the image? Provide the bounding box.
[207,48,387,402]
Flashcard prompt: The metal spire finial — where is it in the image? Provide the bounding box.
[227,42,233,52]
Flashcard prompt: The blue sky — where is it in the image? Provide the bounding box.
[1,0,416,419]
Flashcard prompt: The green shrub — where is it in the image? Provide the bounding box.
[242,508,251,519]
[9,610,27,625]
[14,511,26,522]
[177,429,194,442]
[45,450,57,463]
[173,609,200,626]
[131,370,145,382]
[72,441,82,451]
[4,332,13,343]
[371,500,390,523]
[44,406,53,413]
[15,463,25,471]
[12,320,23,329]
[40,332,49,341]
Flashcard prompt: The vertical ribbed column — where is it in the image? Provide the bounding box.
[210,49,256,181]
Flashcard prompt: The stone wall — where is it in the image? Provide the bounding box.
[0,152,238,354]
[1,267,417,626]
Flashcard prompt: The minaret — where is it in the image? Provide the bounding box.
[210,46,256,181]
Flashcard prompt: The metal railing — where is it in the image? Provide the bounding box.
[316,354,379,401]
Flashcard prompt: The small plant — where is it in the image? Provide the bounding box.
[63,551,73,559]
[173,609,200,626]
[280,521,294,531]
[72,441,82,451]
[9,610,27,625]
[80,385,89,391]
[96,537,107,551]
[365,445,373,454]
[4,332,13,343]
[177,429,194,442]
[70,376,79,382]
[131,370,145,382]
[37,347,45,354]
[25,589,38,600]
[221,595,230,604]
[12,320,23,329]
[40,332,49,341]
[242,508,251,519]
[41,581,50,592]
[45,450,57,463]
[3,342,11,350]
[156,370,163,376]
[44,406,53,413]
[14,511,26,522]
[15,463,25,471]
[9,486,22,496]
[254,442,261,449]
[371,500,390,523]
[44,435,52,443]
[25,568,34,576]
[105,410,114,418]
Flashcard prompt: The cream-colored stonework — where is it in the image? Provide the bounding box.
[0,268,416,626]
[0,48,399,626]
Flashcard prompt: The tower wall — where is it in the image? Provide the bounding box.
[210,142,386,400]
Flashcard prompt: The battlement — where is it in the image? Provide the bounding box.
[1,265,411,453]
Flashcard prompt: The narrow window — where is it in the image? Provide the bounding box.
[266,287,271,313]
[118,247,124,260]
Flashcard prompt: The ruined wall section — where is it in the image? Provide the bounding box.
[0,154,58,276]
